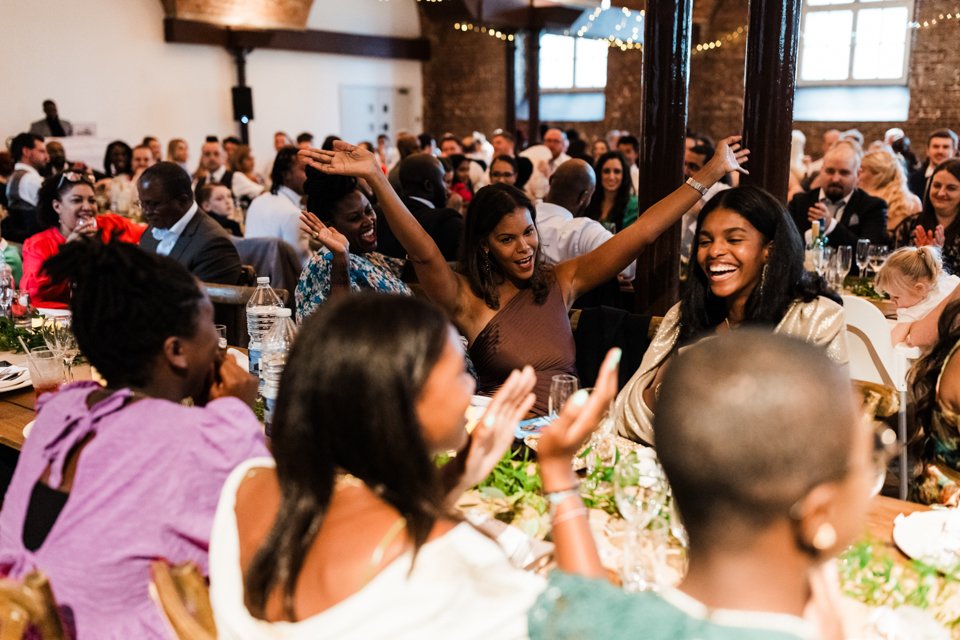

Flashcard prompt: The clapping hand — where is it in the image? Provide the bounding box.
[445,366,536,499]
[914,224,945,248]
[807,201,833,224]
[299,141,380,181]
[300,210,349,256]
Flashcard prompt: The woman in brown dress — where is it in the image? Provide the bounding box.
[300,139,749,414]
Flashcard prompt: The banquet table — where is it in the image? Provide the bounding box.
[0,387,33,451]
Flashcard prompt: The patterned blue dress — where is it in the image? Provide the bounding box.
[295,251,411,322]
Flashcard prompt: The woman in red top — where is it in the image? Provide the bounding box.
[22,171,145,308]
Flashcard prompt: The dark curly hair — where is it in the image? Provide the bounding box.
[36,172,97,231]
[460,183,552,309]
[303,165,358,224]
[42,240,204,388]
[679,186,832,342]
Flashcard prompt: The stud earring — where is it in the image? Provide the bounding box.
[812,523,837,551]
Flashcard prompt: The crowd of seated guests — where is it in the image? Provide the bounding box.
[6,114,960,638]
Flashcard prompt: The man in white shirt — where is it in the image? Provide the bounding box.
[521,128,571,202]
[244,147,313,265]
[535,159,635,279]
[3,133,49,242]
[194,139,264,204]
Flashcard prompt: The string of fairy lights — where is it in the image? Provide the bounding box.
[444,5,959,57]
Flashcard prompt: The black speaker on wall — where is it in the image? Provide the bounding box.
[232,86,254,123]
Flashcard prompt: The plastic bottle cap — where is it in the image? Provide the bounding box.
[256,277,270,284]
[275,308,292,317]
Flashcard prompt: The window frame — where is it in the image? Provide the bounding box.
[538,32,609,94]
[797,0,915,88]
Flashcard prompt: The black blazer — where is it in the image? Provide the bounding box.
[140,210,243,285]
[908,162,930,201]
[377,197,464,262]
[787,188,888,246]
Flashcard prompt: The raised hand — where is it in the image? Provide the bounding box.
[298,140,380,181]
[709,135,750,176]
[450,366,536,495]
[299,210,349,256]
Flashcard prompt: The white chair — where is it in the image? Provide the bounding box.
[842,295,919,499]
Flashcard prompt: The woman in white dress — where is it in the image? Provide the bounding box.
[209,294,544,639]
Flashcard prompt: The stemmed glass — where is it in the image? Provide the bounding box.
[614,450,670,591]
[41,317,79,381]
[856,239,871,277]
[869,245,889,277]
[837,245,853,289]
[613,450,669,527]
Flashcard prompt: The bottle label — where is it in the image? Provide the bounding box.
[248,346,261,376]
[264,396,276,438]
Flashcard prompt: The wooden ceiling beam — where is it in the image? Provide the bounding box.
[163,17,431,60]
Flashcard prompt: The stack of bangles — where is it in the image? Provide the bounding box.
[546,483,586,527]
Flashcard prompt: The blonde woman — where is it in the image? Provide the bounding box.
[859,147,921,232]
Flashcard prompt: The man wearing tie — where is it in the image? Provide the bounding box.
[788,139,888,248]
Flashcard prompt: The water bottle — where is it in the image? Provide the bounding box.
[260,308,297,436]
[245,277,283,379]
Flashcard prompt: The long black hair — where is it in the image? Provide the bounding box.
[243,294,452,620]
[581,150,633,230]
[679,186,827,342]
[909,298,960,448]
[460,183,552,309]
[102,140,132,178]
[42,240,204,388]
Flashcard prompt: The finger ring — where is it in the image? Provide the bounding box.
[312,231,320,240]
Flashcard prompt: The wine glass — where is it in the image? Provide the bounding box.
[837,245,853,288]
[856,239,870,277]
[613,450,669,527]
[869,245,889,277]
[813,246,833,281]
[42,316,79,381]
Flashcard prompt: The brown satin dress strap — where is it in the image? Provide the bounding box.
[468,281,578,416]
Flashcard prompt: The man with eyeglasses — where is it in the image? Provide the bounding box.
[4,133,49,243]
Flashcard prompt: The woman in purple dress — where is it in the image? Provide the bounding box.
[0,241,268,638]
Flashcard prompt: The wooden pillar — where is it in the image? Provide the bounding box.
[634,0,693,314]
[505,37,517,137]
[525,28,541,144]
[740,0,802,202]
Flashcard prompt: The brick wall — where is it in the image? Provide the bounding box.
[419,0,960,162]
[687,0,960,162]
[419,9,508,138]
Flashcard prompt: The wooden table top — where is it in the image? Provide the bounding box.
[0,387,34,451]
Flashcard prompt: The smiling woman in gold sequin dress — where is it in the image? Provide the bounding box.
[616,186,848,445]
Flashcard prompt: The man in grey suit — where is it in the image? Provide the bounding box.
[28,100,73,137]
[137,162,242,285]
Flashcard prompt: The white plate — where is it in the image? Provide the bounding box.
[0,369,31,394]
[36,308,71,318]
[22,419,35,440]
[893,510,960,572]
